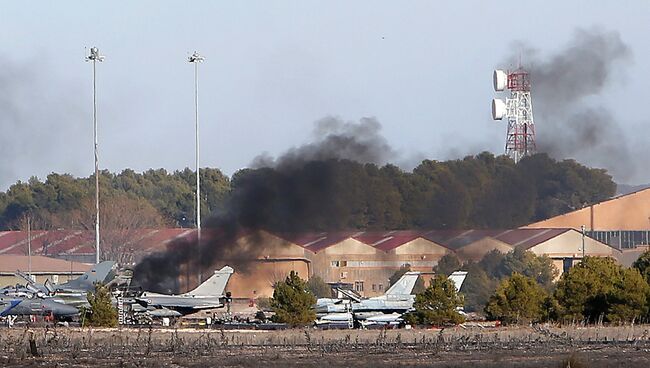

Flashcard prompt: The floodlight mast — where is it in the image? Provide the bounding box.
[86,46,105,264]
[188,51,204,280]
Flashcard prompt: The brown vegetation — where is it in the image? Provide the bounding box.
[0,326,649,367]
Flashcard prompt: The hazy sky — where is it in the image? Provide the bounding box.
[1,1,649,189]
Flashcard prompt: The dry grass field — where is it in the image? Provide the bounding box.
[1,325,650,367]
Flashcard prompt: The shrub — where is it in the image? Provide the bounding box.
[83,283,118,327]
[434,254,462,276]
[554,257,650,323]
[270,271,316,326]
[484,273,548,324]
[306,275,331,298]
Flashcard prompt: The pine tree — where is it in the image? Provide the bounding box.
[405,275,465,326]
[270,271,316,326]
[484,273,548,325]
[83,284,118,327]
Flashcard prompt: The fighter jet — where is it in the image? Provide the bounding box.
[135,266,234,317]
[0,296,79,320]
[2,261,119,310]
[50,261,117,293]
[315,270,468,327]
[11,261,117,295]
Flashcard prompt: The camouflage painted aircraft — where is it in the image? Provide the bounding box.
[2,261,118,309]
[0,296,79,320]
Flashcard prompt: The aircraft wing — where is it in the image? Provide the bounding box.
[154,302,223,310]
[0,299,23,317]
[136,296,223,311]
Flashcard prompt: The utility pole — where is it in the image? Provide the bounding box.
[581,224,586,259]
[86,46,105,264]
[27,216,32,279]
[188,51,204,281]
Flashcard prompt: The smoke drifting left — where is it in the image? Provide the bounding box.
[0,57,86,189]
[132,116,398,293]
[504,27,637,180]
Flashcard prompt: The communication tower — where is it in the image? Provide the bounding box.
[491,68,536,163]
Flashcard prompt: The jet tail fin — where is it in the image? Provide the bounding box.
[59,261,117,291]
[448,271,468,292]
[186,266,234,297]
[385,271,421,296]
[15,270,34,285]
[44,279,55,294]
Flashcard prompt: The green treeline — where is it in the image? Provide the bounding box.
[0,152,615,231]
[0,168,230,230]
[428,250,650,325]
[482,254,650,325]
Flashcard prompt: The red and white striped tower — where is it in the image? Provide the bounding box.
[491,68,536,163]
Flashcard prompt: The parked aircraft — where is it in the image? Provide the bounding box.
[134,266,234,317]
[315,271,468,327]
[1,261,119,309]
[8,261,117,295]
[0,296,79,320]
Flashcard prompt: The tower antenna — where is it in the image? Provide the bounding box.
[491,66,536,163]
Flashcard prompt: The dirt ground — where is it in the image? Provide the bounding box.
[1,325,650,367]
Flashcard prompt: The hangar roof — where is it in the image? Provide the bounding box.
[0,229,191,257]
[0,255,92,274]
[524,187,650,231]
[281,231,362,252]
[501,228,572,250]
[0,227,618,257]
[353,230,424,251]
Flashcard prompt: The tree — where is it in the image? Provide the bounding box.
[98,194,168,266]
[434,253,462,276]
[405,275,465,326]
[83,284,118,327]
[608,268,650,323]
[484,273,549,325]
[459,262,498,313]
[306,275,331,298]
[554,257,650,323]
[632,250,650,284]
[270,271,316,326]
[1,154,617,231]
[479,249,506,279]
[498,248,558,289]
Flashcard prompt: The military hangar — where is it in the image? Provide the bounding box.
[0,227,630,298]
[0,255,92,286]
[524,187,650,249]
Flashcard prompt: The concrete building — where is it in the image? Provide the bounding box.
[0,255,92,287]
[525,188,650,249]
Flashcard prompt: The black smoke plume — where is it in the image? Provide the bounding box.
[507,28,635,180]
[0,56,86,189]
[132,116,396,292]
